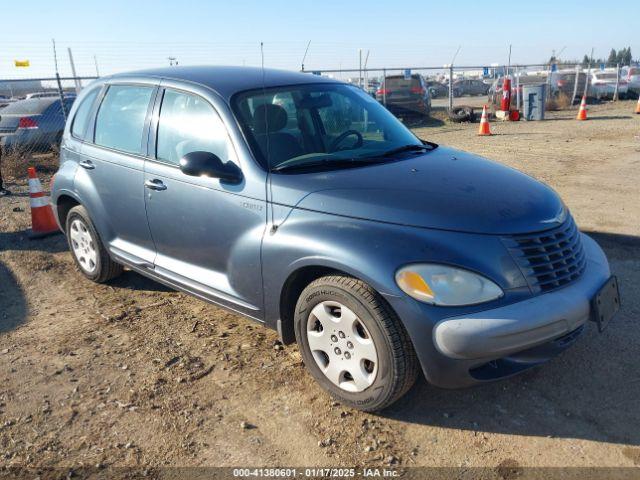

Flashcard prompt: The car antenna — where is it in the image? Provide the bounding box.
[301,40,311,72]
[261,42,277,233]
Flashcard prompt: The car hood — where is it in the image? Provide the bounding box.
[270,146,566,235]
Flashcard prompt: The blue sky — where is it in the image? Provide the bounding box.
[2,0,638,78]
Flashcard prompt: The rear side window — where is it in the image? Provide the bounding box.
[156,89,231,166]
[94,85,154,154]
[71,89,99,139]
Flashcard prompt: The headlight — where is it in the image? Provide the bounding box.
[395,264,503,306]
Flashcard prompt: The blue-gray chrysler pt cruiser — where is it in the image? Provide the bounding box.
[51,66,620,411]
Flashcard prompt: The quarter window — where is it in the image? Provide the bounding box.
[94,85,154,154]
[156,89,231,166]
[71,88,99,140]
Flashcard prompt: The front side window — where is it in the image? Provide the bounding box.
[232,83,426,172]
[71,88,99,139]
[94,85,154,154]
[156,89,231,165]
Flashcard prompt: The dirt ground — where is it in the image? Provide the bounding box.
[1,101,640,476]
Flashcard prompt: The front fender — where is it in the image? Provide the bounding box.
[261,208,527,331]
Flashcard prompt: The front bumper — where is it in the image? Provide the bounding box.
[415,234,611,387]
[384,99,429,114]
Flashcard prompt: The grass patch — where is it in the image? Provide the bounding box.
[2,151,59,180]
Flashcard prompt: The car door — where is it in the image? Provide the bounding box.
[143,86,266,319]
[75,83,158,266]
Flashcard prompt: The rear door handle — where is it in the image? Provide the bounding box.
[78,159,95,170]
[144,179,167,191]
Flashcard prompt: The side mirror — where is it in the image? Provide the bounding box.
[179,151,242,184]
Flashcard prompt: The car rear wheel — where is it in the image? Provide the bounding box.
[65,205,123,283]
[294,275,419,412]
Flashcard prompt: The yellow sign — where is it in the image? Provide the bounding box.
[14,60,30,67]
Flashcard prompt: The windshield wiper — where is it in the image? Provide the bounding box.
[272,157,383,173]
[271,141,439,173]
[376,141,438,158]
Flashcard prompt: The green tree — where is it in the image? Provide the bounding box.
[607,49,617,66]
[582,54,591,67]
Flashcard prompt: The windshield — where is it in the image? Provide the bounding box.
[232,83,425,172]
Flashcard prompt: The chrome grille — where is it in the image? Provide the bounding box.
[503,216,586,293]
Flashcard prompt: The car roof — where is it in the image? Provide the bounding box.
[0,97,67,114]
[102,66,338,100]
[385,74,421,79]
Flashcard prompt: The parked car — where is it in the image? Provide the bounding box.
[424,80,448,98]
[25,92,59,99]
[551,70,587,99]
[452,78,489,97]
[0,96,75,154]
[51,66,619,412]
[590,71,628,99]
[0,95,16,109]
[366,80,380,97]
[376,74,431,116]
[621,66,640,95]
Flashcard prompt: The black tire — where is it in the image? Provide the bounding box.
[294,275,419,412]
[448,105,475,123]
[65,205,123,283]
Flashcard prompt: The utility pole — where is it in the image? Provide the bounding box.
[448,45,461,112]
[571,63,580,105]
[515,65,520,111]
[363,50,370,91]
[613,63,620,101]
[382,68,387,106]
[358,49,362,88]
[67,48,82,94]
[93,55,100,77]
[584,47,594,99]
[52,39,67,121]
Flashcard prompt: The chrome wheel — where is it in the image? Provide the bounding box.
[69,218,97,274]
[306,301,378,393]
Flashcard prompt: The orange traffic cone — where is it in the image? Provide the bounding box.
[576,95,588,120]
[28,167,60,239]
[635,96,640,114]
[478,105,492,136]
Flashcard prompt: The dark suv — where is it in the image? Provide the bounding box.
[51,66,618,411]
[452,78,489,97]
[376,74,431,117]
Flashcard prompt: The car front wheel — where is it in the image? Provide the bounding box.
[294,275,419,411]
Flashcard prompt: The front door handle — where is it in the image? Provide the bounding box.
[78,159,95,170]
[144,179,167,191]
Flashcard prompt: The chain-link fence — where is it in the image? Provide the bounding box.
[0,59,638,183]
[0,76,97,181]
[305,62,638,121]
